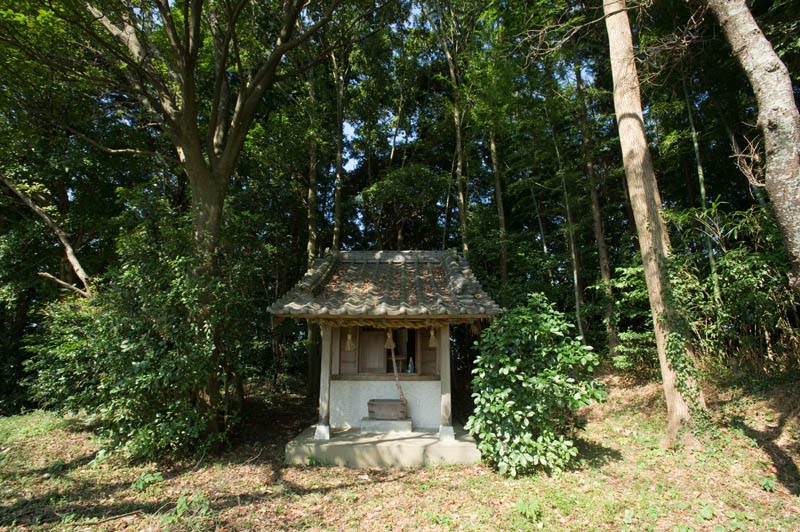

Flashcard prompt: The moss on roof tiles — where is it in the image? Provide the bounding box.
[269,250,501,321]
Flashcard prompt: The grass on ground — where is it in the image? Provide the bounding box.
[0,375,798,531]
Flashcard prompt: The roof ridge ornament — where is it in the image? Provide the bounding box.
[441,249,467,295]
[299,250,339,294]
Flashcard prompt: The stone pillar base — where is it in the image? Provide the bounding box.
[438,425,455,441]
[314,424,331,440]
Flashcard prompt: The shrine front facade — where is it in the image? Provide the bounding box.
[270,250,500,454]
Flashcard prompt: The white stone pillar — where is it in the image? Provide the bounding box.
[438,324,454,441]
[315,324,332,440]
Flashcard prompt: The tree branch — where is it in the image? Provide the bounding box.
[84,2,182,125]
[219,0,342,174]
[59,123,157,157]
[207,0,247,158]
[154,0,184,60]
[1,175,92,296]
[37,272,92,299]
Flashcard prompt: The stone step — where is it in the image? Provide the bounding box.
[285,425,482,468]
[360,417,413,434]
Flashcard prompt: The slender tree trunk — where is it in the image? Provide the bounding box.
[397,221,404,249]
[544,103,586,339]
[489,130,508,283]
[562,173,586,341]
[305,120,321,402]
[453,103,469,252]
[683,77,722,304]
[389,94,404,165]
[442,180,452,250]
[428,1,469,253]
[331,50,346,251]
[530,184,549,255]
[604,0,697,446]
[13,295,29,334]
[306,140,319,267]
[705,0,800,288]
[576,67,619,354]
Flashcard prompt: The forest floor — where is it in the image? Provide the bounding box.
[0,375,798,531]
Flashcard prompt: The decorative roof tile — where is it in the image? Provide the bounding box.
[269,250,501,322]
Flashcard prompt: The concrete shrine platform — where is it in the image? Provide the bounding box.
[285,424,481,468]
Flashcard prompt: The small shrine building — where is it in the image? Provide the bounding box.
[270,250,501,467]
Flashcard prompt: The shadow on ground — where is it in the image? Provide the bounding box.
[728,411,800,495]
[571,438,623,470]
[0,392,319,527]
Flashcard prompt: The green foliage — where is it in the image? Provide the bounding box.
[668,205,800,377]
[131,470,164,493]
[24,191,279,458]
[466,293,605,476]
[607,265,659,379]
[358,164,449,249]
[26,277,225,459]
[606,205,799,384]
[515,496,544,524]
[758,476,777,493]
[160,492,215,531]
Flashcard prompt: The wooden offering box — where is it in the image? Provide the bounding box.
[368,399,408,420]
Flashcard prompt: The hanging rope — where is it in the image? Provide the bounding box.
[385,329,407,405]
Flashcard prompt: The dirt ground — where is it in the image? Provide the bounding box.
[1,375,798,530]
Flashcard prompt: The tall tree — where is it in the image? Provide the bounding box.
[425,0,477,252]
[703,0,800,289]
[576,65,619,354]
[603,0,699,445]
[0,0,342,436]
[330,46,350,250]
[682,76,722,304]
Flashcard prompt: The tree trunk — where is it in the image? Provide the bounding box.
[603,0,696,446]
[576,66,619,355]
[453,103,469,252]
[305,118,321,402]
[543,102,586,339]
[389,94,404,165]
[188,169,227,263]
[307,136,319,268]
[489,130,508,283]
[442,181,452,250]
[705,0,800,289]
[530,184,549,255]
[331,50,346,251]
[562,172,586,341]
[429,2,469,254]
[683,77,722,304]
[185,163,228,438]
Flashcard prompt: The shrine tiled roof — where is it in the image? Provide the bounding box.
[269,250,501,321]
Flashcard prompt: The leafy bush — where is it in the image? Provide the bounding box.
[607,264,659,379]
[25,270,226,459]
[25,195,278,458]
[466,293,605,476]
[667,205,800,377]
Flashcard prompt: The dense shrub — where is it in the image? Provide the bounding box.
[466,293,605,476]
[25,196,282,458]
[25,255,228,458]
[667,205,800,377]
[607,264,659,379]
